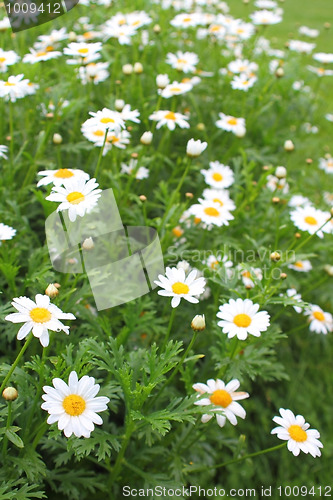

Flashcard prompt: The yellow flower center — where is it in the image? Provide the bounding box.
[210,389,232,408]
[204,207,220,217]
[170,87,182,92]
[36,51,47,57]
[233,313,252,328]
[63,394,86,416]
[78,48,89,54]
[165,111,176,120]
[66,191,85,204]
[210,25,221,32]
[54,168,74,179]
[304,216,317,225]
[183,17,191,22]
[0,57,6,62]
[211,260,219,269]
[227,118,238,125]
[4,82,15,86]
[242,271,251,278]
[172,282,190,295]
[30,307,51,323]
[46,45,54,51]
[213,198,223,206]
[212,172,223,182]
[313,311,325,321]
[288,424,307,442]
[294,261,304,268]
[100,117,115,124]
[172,227,183,237]
[93,130,105,137]
[83,32,92,39]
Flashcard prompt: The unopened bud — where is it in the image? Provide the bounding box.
[82,237,94,250]
[196,122,205,131]
[46,112,54,119]
[68,31,77,42]
[280,272,287,279]
[153,24,161,34]
[185,192,194,199]
[284,140,294,151]
[324,264,333,276]
[134,62,143,74]
[53,133,62,145]
[45,283,59,298]
[324,22,331,29]
[115,99,125,111]
[131,152,139,159]
[191,314,206,332]
[306,158,313,164]
[275,166,287,178]
[139,195,147,202]
[122,64,133,75]
[140,131,153,145]
[270,251,281,262]
[275,67,284,78]
[272,197,280,204]
[2,387,18,401]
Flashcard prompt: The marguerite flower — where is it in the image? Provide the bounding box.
[202,188,236,213]
[23,49,62,64]
[5,294,75,347]
[271,408,323,457]
[166,51,199,73]
[37,168,90,187]
[304,305,333,334]
[0,145,8,159]
[288,259,312,272]
[290,206,331,238]
[64,42,102,63]
[231,74,257,91]
[217,298,270,340]
[149,110,190,130]
[0,49,20,72]
[189,199,234,227]
[286,288,303,313]
[186,138,207,157]
[82,107,125,134]
[193,378,249,427]
[250,9,282,25]
[41,371,109,438]
[0,222,16,242]
[201,161,234,188]
[46,177,102,222]
[159,81,193,98]
[0,74,32,102]
[154,266,206,308]
[216,112,246,136]
[319,157,333,174]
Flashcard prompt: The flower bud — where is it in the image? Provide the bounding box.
[68,31,77,42]
[153,24,161,34]
[134,62,143,74]
[196,123,205,131]
[139,195,147,202]
[191,314,206,332]
[185,192,194,199]
[275,67,284,78]
[284,140,294,151]
[156,74,169,89]
[280,272,287,279]
[53,133,62,145]
[186,138,207,158]
[270,251,281,262]
[235,126,246,138]
[115,99,125,111]
[2,387,18,401]
[82,237,94,250]
[272,197,280,204]
[275,166,287,178]
[140,131,153,145]
[306,158,313,164]
[324,264,333,276]
[45,283,59,298]
[122,64,133,75]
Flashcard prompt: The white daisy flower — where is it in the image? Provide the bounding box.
[23,49,62,64]
[166,51,199,73]
[193,378,249,428]
[121,159,149,179]
[255,0,277,8]
[149,110,190,130]
[0,74,32,102]
[215,113,246,137]
[271,408,323,457]
[231,73,257,91]
[82,107,125,134]
[0,145,8,159]
[64,42,102,60]
[159,81,193,99]
[41,371,109,438]
[217,298,270,340]
[0,222,16,242]
[186,138,207,157]
[313,52,333,64]
[304,305,333,334]
[204,253,233,273]
[154,266,206,308]
[0,49,20,73]
[286,288,303,313]
[119,104,140,124]
[319,157,333,174]
[290,206,331,238]
[227,59,258,75]
[298,26,319,38]
[250,10,282,25]
[266,175,289,194]
[78,62,109,85]
[288,40,316,54]
[170,13,202,29]
[202,188,236,213]
[46,177,102,223]
[37,168,90,187]
[5,294,75,347]
[307,66,333,77]
[201,161,234,189]
[325,113,333,122]
[239,267,263,288]
[189,199,234,227]
[288,259,312,272]
[288,195,311,208]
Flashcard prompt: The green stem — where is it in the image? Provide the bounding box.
[217,337,239,379]
[2,401,12,457]
[161,307,176,351]
[94,128,109,179]
[0,334,33,395]
[109,422,134,484]
[183,442,287,473]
